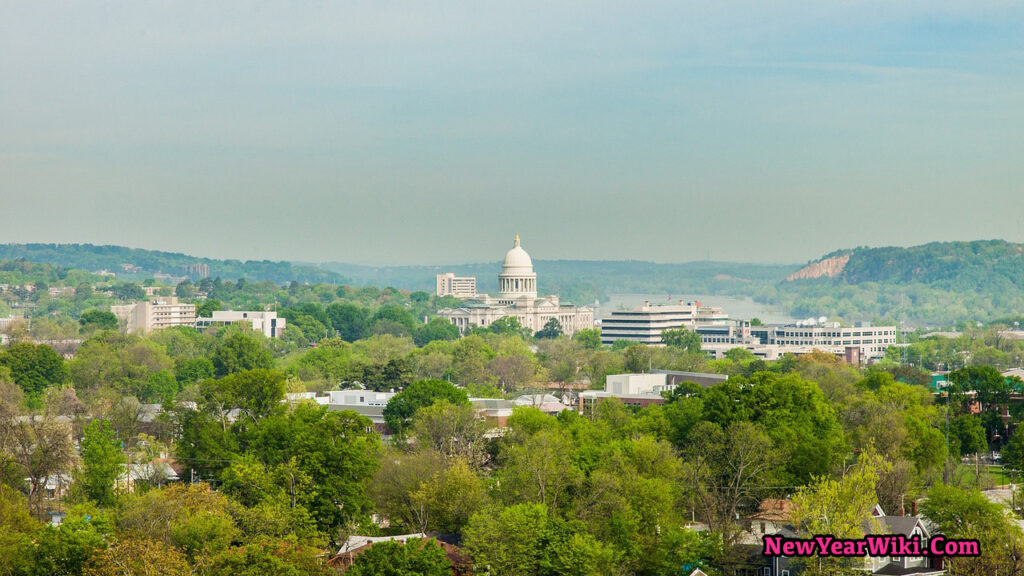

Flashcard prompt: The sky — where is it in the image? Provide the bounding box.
[2,1,1023,266]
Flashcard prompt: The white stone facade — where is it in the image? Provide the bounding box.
[438,236,594,336]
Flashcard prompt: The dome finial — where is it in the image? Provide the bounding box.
[514,233,520,247]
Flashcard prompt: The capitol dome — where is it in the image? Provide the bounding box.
[498,234,537,299]
[502,234,534,273]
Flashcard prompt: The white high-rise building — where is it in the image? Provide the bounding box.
[111,297,197,334]
[435,273,478,298]
[438,235,594,336]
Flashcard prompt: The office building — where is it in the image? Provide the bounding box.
[436,273,478,298]
[196,310,286,338]
[111,297,197,334]
[600,300,730,345]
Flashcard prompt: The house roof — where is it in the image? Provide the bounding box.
[752,498,792,522]
[337,533,427,555]
[863,515,925,537]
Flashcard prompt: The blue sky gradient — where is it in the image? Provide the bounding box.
[2,1,1022,265]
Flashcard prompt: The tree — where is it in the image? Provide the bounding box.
[683,421,778,546]
[79,309,119,332]
[207,541,331,576]
[175,357,215,385]
[219,369,287,423]
[196,298,223,317]
[950,414,988,457]
[501,428,581,510]
[84,536,192,576]
[1003,426,1024,472]
[0,381,77,518]
[0,342,67,397]
[411,401,487,467]
[662,328,702,354]
[464,503,614,576]
[534,318,563,339]
[74,420,126,506]
[112,283,145,301]
[383,379,469,437]
[920,483,1024,575]
[950,365,1011,412]
[248,404,380,530]
[572,328,602,350]
[413,318,460,346]
[175,280,195,299]
[370,449,444,533]
[486,354,538,392]
[346,539,452,576]
[118,483,238,559]
[789,453,881,575]
[326,302,371,342]
[486,316,530,338]
[422,458,490,535]
[212,332,273,377]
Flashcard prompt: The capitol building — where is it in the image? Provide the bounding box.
[438,235,594,336]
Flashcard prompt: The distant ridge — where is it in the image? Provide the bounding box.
[772,240,1024,326]
[0,243,347,285]
[785,240,1024,289]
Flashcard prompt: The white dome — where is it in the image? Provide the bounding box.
[502,235,533,272]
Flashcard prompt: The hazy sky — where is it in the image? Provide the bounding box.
[3,1,1023,266]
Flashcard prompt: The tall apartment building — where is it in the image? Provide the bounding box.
[600,300,730,345]
[195,310,286,339]
[111,297,197,334]
[436,273,477,298]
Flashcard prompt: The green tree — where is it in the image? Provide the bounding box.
[207,541,331,576]
[196,298,223,317]
[571,328,602,350]
[383,379,469,437]
[950,365,1011,411]
[219,369,287,423]
[175,280,195,299]
[534,318,563,339]
[326,302,370,342]
[0,342,67,396]
[175,356,215,385]
[413,317,460,347]
[949,414,988,457]
[248,404,380,530]
[464,503,614,576]
[112,283,145,301]
[84,536,191,576]
[79,309,118,332]
[74,420,126,506]
[486,316,530,338]
[212,332,273,377]
[789,453,881,575]
[1003,426,1024,471]
[662,328,703,353]
[346,539,452,576]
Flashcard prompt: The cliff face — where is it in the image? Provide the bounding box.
[786,253,850,281]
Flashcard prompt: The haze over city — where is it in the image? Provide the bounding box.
[3,1,1023,265]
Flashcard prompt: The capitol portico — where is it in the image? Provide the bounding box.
[438,236,594,336]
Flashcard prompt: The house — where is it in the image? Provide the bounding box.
[759,503,945,576]
[742,498,793,545]
[327,533,471,575]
